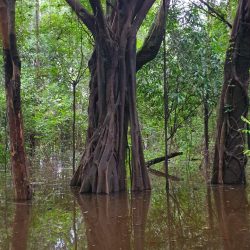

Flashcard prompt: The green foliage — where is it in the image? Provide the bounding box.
[241,116,250,156]
[9,0,91,157]
[0,0,236,175]
[137,2,227,164]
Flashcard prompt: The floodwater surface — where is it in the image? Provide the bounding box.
[0,157,250,249]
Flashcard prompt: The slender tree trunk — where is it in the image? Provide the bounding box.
[212,0,250,184]
[72,82,76,175]
[203,95,210,181]
[0,0,32,200]
[163,0,169,191]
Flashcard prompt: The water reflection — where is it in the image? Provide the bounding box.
[10,202,31,250]
[213,186,250,250]
[72,199,78,250]
[1,164,250,250]
[74,191,151,250]
[131,193,150,250]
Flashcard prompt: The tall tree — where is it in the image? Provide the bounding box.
[0,0,31,200]
[66,0,170,193]
[212,0,250,184]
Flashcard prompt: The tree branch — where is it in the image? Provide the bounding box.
[136,0,170,71]
[146,151,183,181]
[196,0,232,29]
[132,0,157,34]
[145,152,183,168]
[65,0,96,35]
[89,0,106,27]
[89,0,113,50]
[0,0,9,49]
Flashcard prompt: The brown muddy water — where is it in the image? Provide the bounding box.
[0,156,250,250]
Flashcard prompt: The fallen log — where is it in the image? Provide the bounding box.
[145,152,183,168]
[145,152,183,181]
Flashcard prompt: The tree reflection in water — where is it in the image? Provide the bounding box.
[213,186,250,250]
[74,191,151,250]
[10,202,31,250]
[1,168,250,249]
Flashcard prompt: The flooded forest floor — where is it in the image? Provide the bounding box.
[0,154,250,250]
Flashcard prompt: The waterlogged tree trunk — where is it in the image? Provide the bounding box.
[0,0,31,200]
[66,0,170,193]
[212,0,250,184]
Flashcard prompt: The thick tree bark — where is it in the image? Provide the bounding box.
[0,0,32,200]
[67,0,170,193]
[71,35,150,193]
[212,0,250,184]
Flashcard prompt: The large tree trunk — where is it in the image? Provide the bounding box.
[71,36,150,193]
[212,0,250,184]
[0,0,32,200]
[67,0,170,193]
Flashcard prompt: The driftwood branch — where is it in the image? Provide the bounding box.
[145,152,183,168]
